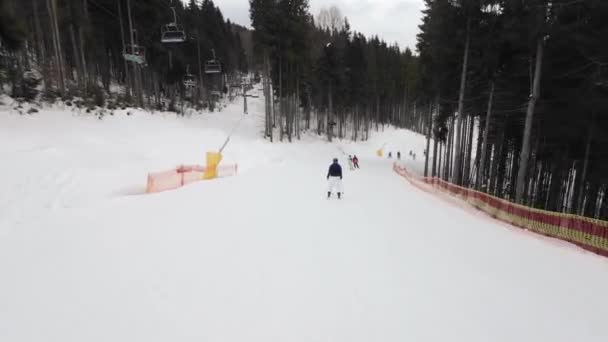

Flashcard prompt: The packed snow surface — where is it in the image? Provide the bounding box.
[1,94,608,342]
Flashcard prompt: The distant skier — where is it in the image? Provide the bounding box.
[327,158,343,199]
[397,151,401,160]
[348,155,355,170]
[352,155,360,169]
[388,152,392,158]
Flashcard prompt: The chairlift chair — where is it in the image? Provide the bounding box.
[183,75,196,88]
[161,6,186,43]
[161,23,186,43]
[184,74,196,88]
[183,66,197,88]
[204,60,221,74]
[204,49,222,74]
[123,44,146,65]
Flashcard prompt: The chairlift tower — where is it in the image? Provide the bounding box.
[238,79,258,115]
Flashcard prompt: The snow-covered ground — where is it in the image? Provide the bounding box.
[1,91,608,342]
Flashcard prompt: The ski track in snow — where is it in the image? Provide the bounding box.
[1,92,608,342]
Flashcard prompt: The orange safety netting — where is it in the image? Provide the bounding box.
[146,163,238,194]
[393,163,608,258]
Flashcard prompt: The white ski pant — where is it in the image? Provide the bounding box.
[327,176,344,193]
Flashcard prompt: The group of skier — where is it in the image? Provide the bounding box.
[326,155,359,199]
[327,148,421,198]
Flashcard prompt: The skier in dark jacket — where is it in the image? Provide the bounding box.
[352,155,360,169]
[327,158,343,199]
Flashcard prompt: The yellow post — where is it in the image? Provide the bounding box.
[377,149,383,157]
[203,151,223,179]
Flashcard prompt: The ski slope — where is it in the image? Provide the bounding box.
[1,93,608,342]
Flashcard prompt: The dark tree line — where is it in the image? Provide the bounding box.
[417,0,608,219]
[249,0,421,142]
[249,0,608,220]
[0,0,248,111]
[3,0,607,220]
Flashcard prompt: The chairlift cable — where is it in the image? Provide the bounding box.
[89,0,120,19]
[219,116,246,153]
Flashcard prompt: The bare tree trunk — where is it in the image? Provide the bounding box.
[278,55,284,142]
[353,105,359,141]
[459,114,468,182]
[515,36,544,203]
[338,107,343,139]
[583,183,599,218]
[495,142,508,198]
[327,79,333,142]
[305,85,312,131]
[461,116,470,183]
[546,161,563,212]
[487,145,497,194]
[432,137,439,177]
[78,27,88,90]
[32,0,44,64]
[424,103,433,177]
[453,18,471,186]
[264,52,272,141]
[286,62,292,142]
[530,161,542,208]
[576,114,594,215]
[463,112,475,186]
[443,117,451,180]
[117,0,131,98]
[432,97,439,177]
[51,0,66,92]
[476,81,495,190]
[446,116,455,181]
[296,67,301,140]
[32,0,49,92]
[490,128,506,195]
[375,96,380,132]
[509,147,520,200]
[524,134,541,206]
[438,142,443,178]
[69,24,84,91]
[126,0,143,107]
[562,163,575,213]
[197,32,204,103]
[46,0,64,94]
[365,105,370,140]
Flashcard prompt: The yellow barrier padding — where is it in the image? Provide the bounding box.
[377,149,383,157]
[203,152,223,180]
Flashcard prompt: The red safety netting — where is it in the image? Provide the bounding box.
[393,163,608,258]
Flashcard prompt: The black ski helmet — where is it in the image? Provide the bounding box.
[333,158,338,163]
